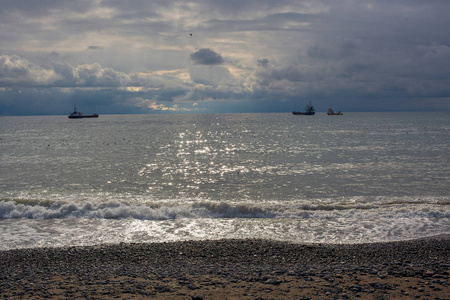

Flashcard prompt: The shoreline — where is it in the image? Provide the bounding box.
[1,235,449,299]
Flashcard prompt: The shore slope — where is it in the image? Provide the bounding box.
[1,236,449,299]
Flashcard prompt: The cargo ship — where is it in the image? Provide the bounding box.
[327,107,343,115]
[293,102,315,115]
[68,105,99,119]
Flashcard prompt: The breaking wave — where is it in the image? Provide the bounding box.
[1,197,448,220]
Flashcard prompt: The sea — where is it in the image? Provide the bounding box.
[0,112,449,250]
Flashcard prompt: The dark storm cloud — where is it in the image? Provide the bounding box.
[1,0,450,115]
[257,59,269,68]
[87,46,102,50]
[200,11,316,33]
[0,0,92,16]
[307,41,359,60]
[190,49,224,65]
[194,0,299,17]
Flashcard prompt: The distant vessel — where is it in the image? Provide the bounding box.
[68,105,99,119]
[293,102,315,115]
[327,107,343,115]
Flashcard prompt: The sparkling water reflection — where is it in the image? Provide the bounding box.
[0,112,449,249]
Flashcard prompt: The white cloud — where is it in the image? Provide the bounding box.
[0,55,61,86]
[73,63,129,87]
[189,65,233,86]
[1,0,450,114]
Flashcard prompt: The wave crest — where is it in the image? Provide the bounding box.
[1,197,448,220]
[0,199,274,220]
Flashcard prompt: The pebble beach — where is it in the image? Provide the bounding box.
[1,235,449,299]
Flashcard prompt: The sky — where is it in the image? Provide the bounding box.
[1,0,450,115]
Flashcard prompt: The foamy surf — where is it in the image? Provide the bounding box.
[1,196,448,220]
[1,113,449,250]
[1,195,449,250]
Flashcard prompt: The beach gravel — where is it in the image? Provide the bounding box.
[1,235,449,299]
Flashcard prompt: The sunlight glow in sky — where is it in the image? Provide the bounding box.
[1,0,449,115]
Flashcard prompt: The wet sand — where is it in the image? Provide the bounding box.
[1,235,449,299]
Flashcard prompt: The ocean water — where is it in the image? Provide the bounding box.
[0,112,449,250]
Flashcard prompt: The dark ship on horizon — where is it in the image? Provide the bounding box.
[327,107,343,115]
[292,102,315,115]
[68,105,99,119]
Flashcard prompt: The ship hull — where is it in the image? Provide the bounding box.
[292,112,315,115]
[293,101,315,115]
[327,107,343,115]
[68,114,99,119]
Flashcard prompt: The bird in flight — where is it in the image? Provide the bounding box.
[190,33,193,36]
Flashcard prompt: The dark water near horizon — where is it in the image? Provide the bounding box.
[0,112,449,250]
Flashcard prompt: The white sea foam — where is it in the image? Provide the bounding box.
[1,211,449,250]
[1,194,449,250]
[1,113,449,249]
[1,196,448,221]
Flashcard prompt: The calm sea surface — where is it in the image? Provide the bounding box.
[0,112,449,250]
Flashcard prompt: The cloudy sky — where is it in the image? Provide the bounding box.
[1,0,449,115]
